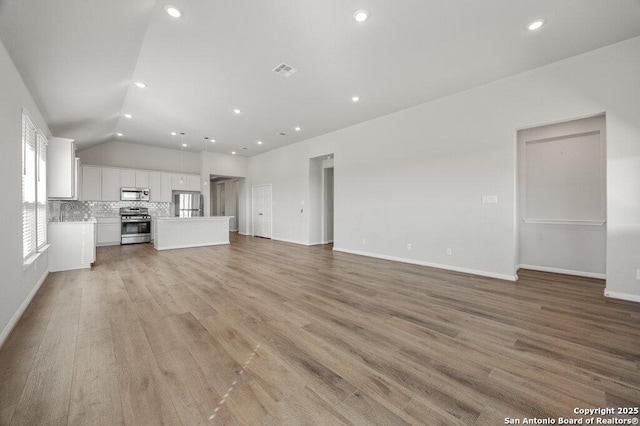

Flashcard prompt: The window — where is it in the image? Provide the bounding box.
[22,112,47,262]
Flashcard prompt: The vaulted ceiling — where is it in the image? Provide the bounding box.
[1,0,639,155]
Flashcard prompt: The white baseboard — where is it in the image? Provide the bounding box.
[517,264,606,280]
[272,237,312,246]
[333,247,516,281]
[604,289,640,303]
[0,270,49,350]
[238,232,250,236]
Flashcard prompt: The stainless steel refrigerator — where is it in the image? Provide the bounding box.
[174,192,203,217]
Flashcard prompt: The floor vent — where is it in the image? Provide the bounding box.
[272,63,298,78]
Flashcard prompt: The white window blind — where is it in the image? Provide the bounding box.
[22,112,47,262]
[37,132,47,249]
[22,114,37,260]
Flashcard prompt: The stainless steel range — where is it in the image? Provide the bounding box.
[120,207,151,244]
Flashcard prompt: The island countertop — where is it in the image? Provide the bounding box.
[154,216,234,222]
[153,216,234,251]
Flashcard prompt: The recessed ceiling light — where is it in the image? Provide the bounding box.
[116,132,123,137]
[123,114,132,119]
[164,5,181,18]
[352,96,360,102]
[134,81,147,88]
[294,126,301,131]
[171,131,177,136]
[210,139,216,143]
[231,151,236,155]
[233,108,242,114]
[182,143,187,147]
[257,140,263,145]
[353,9,369,22]
[527,19,545,31]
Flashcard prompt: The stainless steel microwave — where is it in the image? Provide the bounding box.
[121,187,150,201]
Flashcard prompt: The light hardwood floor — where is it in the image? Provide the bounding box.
[1,233,639,425]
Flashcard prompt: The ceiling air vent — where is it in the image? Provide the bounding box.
[272,63,298,78]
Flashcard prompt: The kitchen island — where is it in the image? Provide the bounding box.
[153,216,233,251]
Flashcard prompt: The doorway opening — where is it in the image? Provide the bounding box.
[516,114,606,279]
[309,154,334,245]
[324,167,334,244]
[210,176,243,232]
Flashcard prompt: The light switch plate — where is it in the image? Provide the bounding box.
[482,195,498,204]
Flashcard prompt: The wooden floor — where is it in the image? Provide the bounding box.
[1,233,639,425]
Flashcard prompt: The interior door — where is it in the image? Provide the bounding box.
[252,184,272,238]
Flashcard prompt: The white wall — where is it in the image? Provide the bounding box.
[248,141,317,245]
[0,38,50,347]
[247,36,640,299]
[518,115,606,278]
[77,140,200,173]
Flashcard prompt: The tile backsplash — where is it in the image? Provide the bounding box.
[49,200,171,221]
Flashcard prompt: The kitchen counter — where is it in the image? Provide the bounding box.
[154,216,233,251]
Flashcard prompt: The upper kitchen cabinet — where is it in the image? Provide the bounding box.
[186,174,201,191]
[102,167,121,201]
[149,172,172,202]
[148,171,161,202]
[172,173,201,191]
[48,137,77,199]
[161,173,172,202]
[121,169,148,188]
[135,170,149,188]
[171,174,186,191]
[120,169,136,187]
[81,165,101,201]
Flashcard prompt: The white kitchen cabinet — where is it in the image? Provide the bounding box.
[120,169,136,187]
[135,170,149,188]
[102,167,121,201]
[172,174,186,190]
[161,172,172,202]
[48,220,96,271]
[48,137,77,198]
[81,165,102,201]
[173,173,201,191]
[149,171,161,202]
[186,174,201,191]
[96,217,121,246]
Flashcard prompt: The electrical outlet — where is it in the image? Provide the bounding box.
[446,248,453,256]
[407,243,412,251]
[362,238,366,245]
